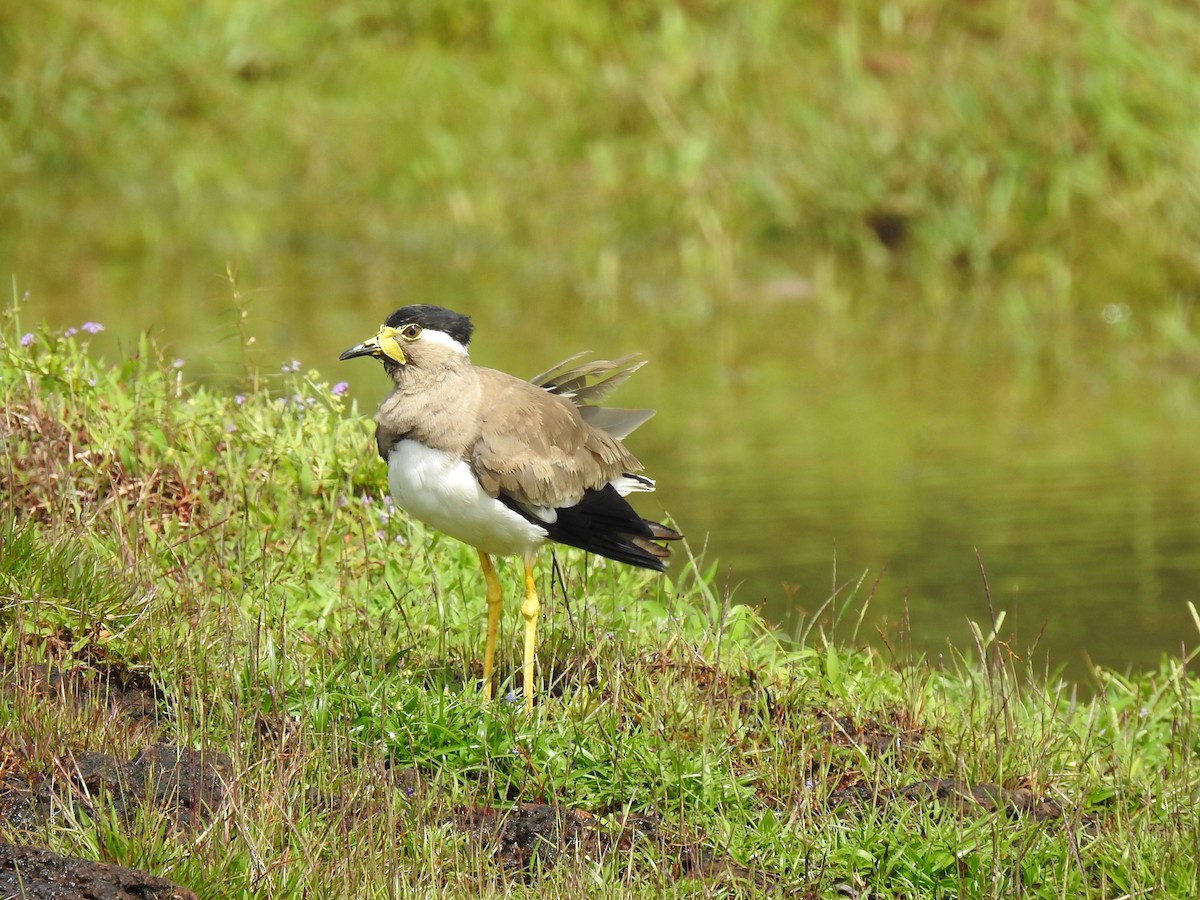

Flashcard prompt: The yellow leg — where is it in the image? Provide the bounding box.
[478,550,503,700]
[520,555,540,715]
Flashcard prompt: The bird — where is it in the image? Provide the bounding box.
[339,305,681,714]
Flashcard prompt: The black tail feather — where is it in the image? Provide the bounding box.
[500,484,681,571]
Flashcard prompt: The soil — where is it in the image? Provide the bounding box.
[15,662,164,725]
[460,803,781,889]
[0,743,231,831]
[0,658,1083,896]
[0,662,226,898]
[829,776,1065,819]
[0,842,197,900]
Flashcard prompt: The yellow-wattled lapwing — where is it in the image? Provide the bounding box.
[340,305,681,713]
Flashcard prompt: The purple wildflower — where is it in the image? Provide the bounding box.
[65,327,77,337]
[172,358,185,369]
[234,394,246,405]
[19,333,34,347]
[81,322,104,334]
[331,381,349,396]
[281,359,301,373]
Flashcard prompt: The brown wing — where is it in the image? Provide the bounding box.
[470,369,642,510]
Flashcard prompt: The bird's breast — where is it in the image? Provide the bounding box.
[386,440,548,558]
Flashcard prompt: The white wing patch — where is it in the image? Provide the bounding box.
[611,474,655,496]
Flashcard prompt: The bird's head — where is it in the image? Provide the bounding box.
[339,305,474,374]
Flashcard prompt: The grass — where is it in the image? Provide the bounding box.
[3,302,1200,897]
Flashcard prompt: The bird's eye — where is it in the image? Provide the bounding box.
[400,324,422,340]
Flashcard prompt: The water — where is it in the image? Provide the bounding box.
[11,253,1200,686]
[631,308,1200,682]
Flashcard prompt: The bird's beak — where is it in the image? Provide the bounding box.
[339,325,406,365]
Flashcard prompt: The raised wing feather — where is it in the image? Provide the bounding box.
[533,353,654,440]
[532,353,646,404]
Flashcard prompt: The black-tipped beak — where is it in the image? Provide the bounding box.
[339,338,380,361]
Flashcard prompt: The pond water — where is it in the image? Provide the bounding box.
[13,246,1200,686]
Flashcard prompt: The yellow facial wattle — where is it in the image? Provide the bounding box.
[376,325,406,365]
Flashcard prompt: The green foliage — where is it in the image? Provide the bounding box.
[3,287,1200,893]
[0,519,143,658]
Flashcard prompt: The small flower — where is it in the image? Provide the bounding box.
[172,358,185,369]
[281,359,301,373]
[505,692,518,705]
[81,321,104,334]
[19,333,34,347]
[331,381,349,396]
[234,394,246,405]
[226,423,237,433]
[64,327,78,337]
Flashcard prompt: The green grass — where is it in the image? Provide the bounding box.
[3,299,1200,897]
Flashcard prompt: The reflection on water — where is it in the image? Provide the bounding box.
[12,257,1200,684]
[660,369,1200,682]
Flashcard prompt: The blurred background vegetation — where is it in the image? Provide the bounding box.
[6,1,1200,359]
[4,0,1200,677]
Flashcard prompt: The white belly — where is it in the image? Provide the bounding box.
[387,440,548,557]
